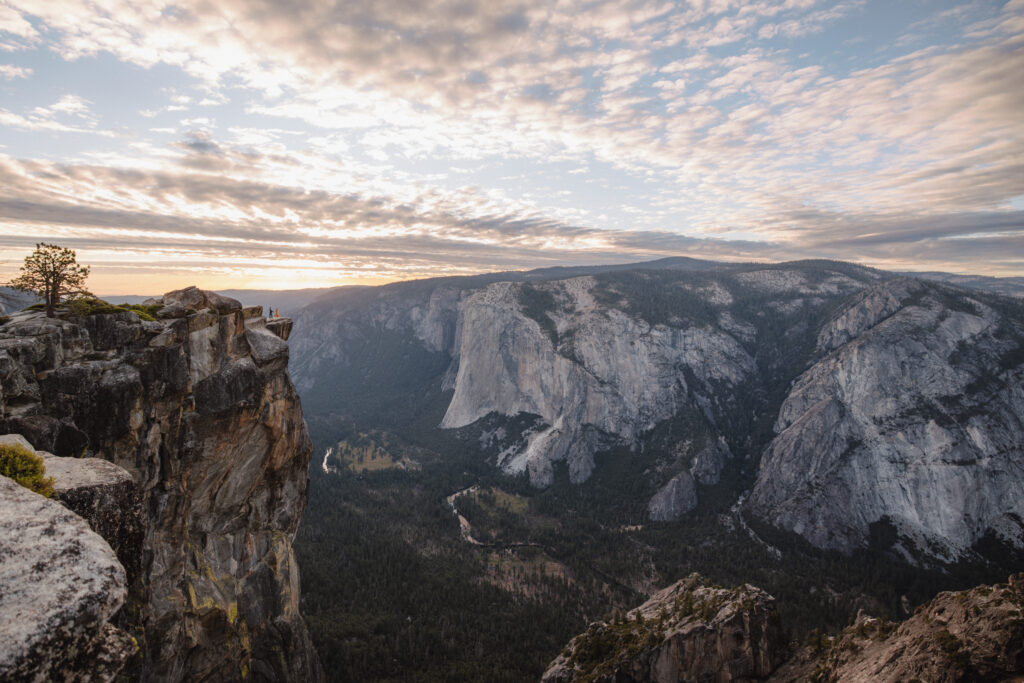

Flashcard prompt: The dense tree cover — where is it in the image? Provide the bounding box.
[296,446,616,682]
[296,420,1011,682]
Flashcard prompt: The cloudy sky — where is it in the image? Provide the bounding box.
[0,0,1021,293]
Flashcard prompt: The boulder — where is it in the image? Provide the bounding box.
[157,301,186,319]
[42,451,144,593]
[205,290,242,314]
[0,475,132,682]
[245,326,290,368]
[162,286,241,314]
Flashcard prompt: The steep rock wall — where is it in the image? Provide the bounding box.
[442,278,755,486]
[0,292,321,682]
[747,279,1024,560]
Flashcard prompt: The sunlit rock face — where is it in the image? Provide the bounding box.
[747,278,1024,561]
[0,289,321,682]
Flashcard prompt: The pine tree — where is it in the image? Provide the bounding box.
[7,243,90,317]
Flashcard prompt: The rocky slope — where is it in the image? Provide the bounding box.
[747,277,1024,561]
[545,574,1024,682]
[0,288,321,681]
[289,258,1024,562]
[541,574,788,682]
[772,575,1024,682]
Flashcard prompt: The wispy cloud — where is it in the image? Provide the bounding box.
[0,0,1020,291]
[0,63,30,78]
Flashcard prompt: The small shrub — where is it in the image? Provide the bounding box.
[121,303,161,321]
[63,297,159,321]
[0,443,55,497]
[65,297,124,317]
[0,315,9,325]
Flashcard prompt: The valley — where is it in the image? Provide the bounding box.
[288,258,1024,681]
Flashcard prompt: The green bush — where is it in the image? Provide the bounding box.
[0,443,55,497]
[61,297,160,321]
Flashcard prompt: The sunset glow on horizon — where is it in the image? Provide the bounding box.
[0,0,1022,294]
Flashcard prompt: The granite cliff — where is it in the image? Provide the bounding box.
[747,277,1024,561]
[289,259,1024,564]
[0,288,321,681]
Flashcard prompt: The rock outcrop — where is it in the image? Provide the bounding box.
[546,574,1024,683]
[0,474,133,683]
[646,470,697,522]
[747,278,1024,560]
[771,575,1024,682]
[0,289,320,681]
[542,574,787,682]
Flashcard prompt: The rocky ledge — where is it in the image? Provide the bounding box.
[774,575,1024,682]
[0,288,320,682]
[545,573,1024,683]
[542,574,787,682]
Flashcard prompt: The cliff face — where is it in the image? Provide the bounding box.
[289,259,1024,561]
[747,278,1024,560]
[441,277,755,486]
[542,574,788,683]
[0,289,320,681]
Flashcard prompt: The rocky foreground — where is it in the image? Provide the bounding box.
[0,288,321,682]
[543,574,1024,682]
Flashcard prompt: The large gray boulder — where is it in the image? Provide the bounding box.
[0,475,133,682]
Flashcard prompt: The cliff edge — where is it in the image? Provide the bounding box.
[0,288,321,682]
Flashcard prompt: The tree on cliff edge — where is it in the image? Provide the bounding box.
[7,243,91,317]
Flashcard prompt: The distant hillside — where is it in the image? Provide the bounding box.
[900,271,1024,297]
[0,287,38,314]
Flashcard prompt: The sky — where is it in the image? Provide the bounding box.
[0,0,1021,294]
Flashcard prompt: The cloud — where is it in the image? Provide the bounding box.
[0,64,30,79]
[0,0,1021,289]
[0,151,1021,294]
